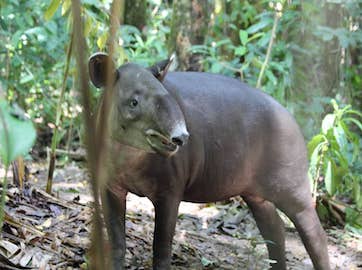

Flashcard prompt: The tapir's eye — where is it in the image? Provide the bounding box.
[129,98,138,108]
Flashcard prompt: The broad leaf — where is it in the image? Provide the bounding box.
[344,117,362,132]
[307,134,325,157]
[61,0,71,16]
[321,114,336,134]
[239,30,248,45]
[44,0,61,21]
[0,101,36,166]
[247,18,272,34]
[235,46,247,56]
[309,142,325,178]
[324,160,335,195]
[333,124,347,154]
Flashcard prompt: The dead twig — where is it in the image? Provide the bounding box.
[32,188,77,211]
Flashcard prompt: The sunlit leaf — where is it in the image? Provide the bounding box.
[321,114,336,134]
[97,32,108,50]
[333,124,347,153]
[324,160,335,195]
[307,134,325,157]
[239,30,248,45]
[0,101,36,166]
[309,142,325,178]
[61,0,71,16]
[235,46,247,56]
[44,0,61,21]
[20,73,34,84]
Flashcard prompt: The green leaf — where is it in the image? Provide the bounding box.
[20,73,34,84]
[44,0,61,21]
[346,207,362,230]
[234,46,247,56]
[265,69,277,86]
[316,202,329,222]
[321,114,336,134]
[239,30,248,45]
[344,117,362,132]
[346,109,362,118]
[0,101,36,166]
[247,32,264,42]
[97,32,108,50]
[307,134,325,157]
[62,0,71,15]
[135,34,144,47]
[247,18,272,34]
[215,39,231,47]
[332,149,348,169]
[353,176,361,208]
[324,160,335,195]
[201,257,214,267]
[333,124,347,153]
[309,142,325,178]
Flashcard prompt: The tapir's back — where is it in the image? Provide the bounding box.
[163,72,308,202]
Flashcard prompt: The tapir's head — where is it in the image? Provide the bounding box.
[88,53,189,156]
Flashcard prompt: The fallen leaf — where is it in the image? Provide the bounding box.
[0,240,19,257]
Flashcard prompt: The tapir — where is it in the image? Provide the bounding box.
[88,52,330,270]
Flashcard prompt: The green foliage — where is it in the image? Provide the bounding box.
[0,99,36,232]
[0,100,36,166]
[0,0,75,143]
[308,100,362,208]
[191,1,294,104]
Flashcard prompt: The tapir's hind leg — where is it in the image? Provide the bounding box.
[267,174,331,270]
[243,196,286,270]
[278,201,330,270]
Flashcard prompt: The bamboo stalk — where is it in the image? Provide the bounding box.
[46,33,74,194]
[0,108,10,231]
[71,1,123,268]
[256,12,280,89]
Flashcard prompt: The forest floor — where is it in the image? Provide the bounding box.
[1,161,361,270]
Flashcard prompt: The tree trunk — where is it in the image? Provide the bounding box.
[168,0,210,71]
[290,2,343,100]
[320,2,343,97]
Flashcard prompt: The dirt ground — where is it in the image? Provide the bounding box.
[1,162,361,269]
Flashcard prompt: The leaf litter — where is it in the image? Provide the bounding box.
[0,162,361,269]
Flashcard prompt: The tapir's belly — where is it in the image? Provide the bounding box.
[177,139,259,203]
[181,158,255,203]
[182,177,251,203]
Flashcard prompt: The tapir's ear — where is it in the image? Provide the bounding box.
[148,54,174,82]
[88,52,117,88]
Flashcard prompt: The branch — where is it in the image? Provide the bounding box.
[256,12,280,89]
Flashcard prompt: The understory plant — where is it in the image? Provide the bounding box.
[0,100,36,231]
[308,99,362,230]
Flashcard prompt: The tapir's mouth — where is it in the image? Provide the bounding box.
[145,129,179,156]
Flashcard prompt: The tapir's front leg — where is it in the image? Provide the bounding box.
[102,188,127,270]
[152,196,181,270]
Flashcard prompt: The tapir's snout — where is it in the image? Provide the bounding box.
[171,130,189,146]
